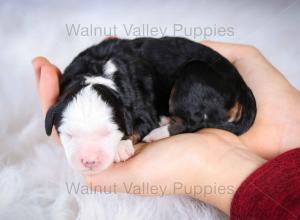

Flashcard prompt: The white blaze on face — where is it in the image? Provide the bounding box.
[58,84,123,174]
[84,76,117,91]
[84,58,118,90]
[103,59,117,76]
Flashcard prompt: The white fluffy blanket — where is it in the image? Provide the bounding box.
[0,0,299,219]
[0,128,226,220]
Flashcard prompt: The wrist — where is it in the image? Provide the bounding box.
[214,148,264,214]
[196,150,264,215]
[186,132,265,215]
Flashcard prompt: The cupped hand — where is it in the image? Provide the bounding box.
[32,41,300,214]
[86,129,264,214]
[201,41,300,158]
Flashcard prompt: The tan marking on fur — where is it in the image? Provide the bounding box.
[171,116,183,124]
[227,101,243,123]
[129,132,139,145]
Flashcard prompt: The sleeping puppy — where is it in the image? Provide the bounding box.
[45,37,256,174]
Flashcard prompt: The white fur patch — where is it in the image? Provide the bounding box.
[60,86,117,132]
[114,139,134,162]
[103,59,117,76]
[159,116,171,126]
[58,86,123,172]
[143,125,170,142]
[85,76,117,91]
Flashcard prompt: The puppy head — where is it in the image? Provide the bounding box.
[45,60,128,174]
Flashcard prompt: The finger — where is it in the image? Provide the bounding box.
[39,64,60,114]
[51,129,61,145]
[201,40,257,63]
[39,64,62,145]
[33,58,62,144]
[32,56,51,83]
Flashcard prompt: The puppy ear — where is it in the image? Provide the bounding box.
[45,105,57,136]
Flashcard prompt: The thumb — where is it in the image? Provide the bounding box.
[39,64,60,114]
[32,57,61,144]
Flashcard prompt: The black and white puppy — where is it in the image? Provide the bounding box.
[45,37,256,174]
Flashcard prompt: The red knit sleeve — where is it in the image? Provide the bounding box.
[230,148,300,219]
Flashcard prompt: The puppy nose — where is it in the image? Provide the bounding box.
[81,157,100,169]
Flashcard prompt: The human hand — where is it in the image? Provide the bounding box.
[32,41,299,214]
[32,57,264,215]
[32,57,61,144]
[85,129,264,215]
[201,41,300,159]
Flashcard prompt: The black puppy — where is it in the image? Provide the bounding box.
[45,37,256,173]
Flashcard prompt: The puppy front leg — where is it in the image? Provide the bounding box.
[114,117,159,162]
[114,139,135,162]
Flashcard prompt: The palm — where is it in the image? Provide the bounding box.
[229,48,300,158]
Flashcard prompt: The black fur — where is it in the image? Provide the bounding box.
[45,37,256,142]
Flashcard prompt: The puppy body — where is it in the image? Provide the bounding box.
[45,37,256,173]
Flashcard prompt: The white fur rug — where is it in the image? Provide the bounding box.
[0,0,299,219]
[0,127,226,220]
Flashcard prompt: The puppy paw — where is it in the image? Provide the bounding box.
[143,125,170,143]
[114,140,135,163]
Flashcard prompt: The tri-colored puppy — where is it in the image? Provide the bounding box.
[45,37,256,174]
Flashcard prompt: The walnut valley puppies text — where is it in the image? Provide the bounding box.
[65,182,235,197]
[65,24,235,39]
